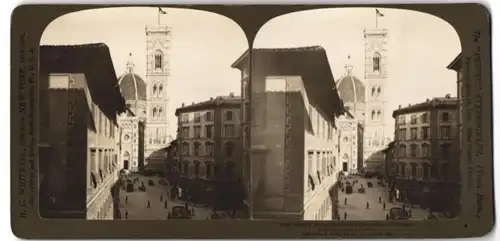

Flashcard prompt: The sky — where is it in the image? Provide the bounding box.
[254,7,461,137]
[41,7,461,138]
[40,7,248,137]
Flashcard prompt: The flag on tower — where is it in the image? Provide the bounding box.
[159,7,167,14]
[376,9,384,17]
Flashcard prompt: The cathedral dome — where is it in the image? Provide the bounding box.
[118,54,147,101]
[336,56,365,103]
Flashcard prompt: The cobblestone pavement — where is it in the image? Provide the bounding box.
[118,174,213,220]
[337,176,429,221]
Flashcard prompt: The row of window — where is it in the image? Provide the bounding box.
[308,105,338,141]
[313,197,332,221]
[394,162,452,181]
[90,103,116,139]
[176,161,236,180]
[181,141,234,157]
[181,110,234,123]
[396,143,451,158]
[369,109,383,121]
[307,151,337,191]
[397,126,452,141]
[370,86,382,98]
[181,124,237,139]
[88,149,118,190]
[397,112,451,125]
[151,83,165,98]
[151,106,165,119]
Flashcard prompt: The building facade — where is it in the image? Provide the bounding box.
[175,94,243,207]
[39,44,126,219]
[363,28,390,161]
[392,95,460,211]
[117,111,145,172]
[337,110,363,174]
[231,46,345,220]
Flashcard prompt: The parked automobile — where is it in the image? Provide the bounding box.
[170,206,192,219]
[389,207,409,220]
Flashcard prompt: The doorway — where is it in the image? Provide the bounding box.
[342,162,348,172]
[124,160,129,170]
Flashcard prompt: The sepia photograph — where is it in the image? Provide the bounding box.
[247,7,462,221]
[38,7,249,220]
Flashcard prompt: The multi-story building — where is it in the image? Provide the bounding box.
[231,46,345,220]
[39,44,126,219]
[337,110,364,174]
[392,95,460,211]
[175,94,243,207]
[447,53,463,165]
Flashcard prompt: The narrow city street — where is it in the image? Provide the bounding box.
[338,176,429,221]
[118,174,213,220]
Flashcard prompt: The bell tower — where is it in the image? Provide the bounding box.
[363,26,389,161]
[144,12,172,159]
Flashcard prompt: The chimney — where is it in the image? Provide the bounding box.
[229,92,234,97]
[398,104,401,109]
[210,97,214,101]
[426,98,430,102]
[445,94,451,99]
[181,102,185,107]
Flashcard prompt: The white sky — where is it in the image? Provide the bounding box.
[254,7,461,136]
[40,7,461,138]
[40,7,248,137]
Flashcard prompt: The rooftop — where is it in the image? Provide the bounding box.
[392,95,458,117]
[231,46,344,122]
[175,94,241,116]
[40,43,127,124]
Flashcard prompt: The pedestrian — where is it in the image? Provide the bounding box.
[402,203,406,212]
[125,196,128,204]
[191,207,195,216]
[160,194,163,202]
[408,209,412,217]
[385,213,389,220]
[125,210,128,219]
[167,212,171,220]
[378,196,382,203]
[164,199,168,209]
[344,197,347,205]
[383,202,386,210]
[366,202,370,209]
[185,202,188,210]
[147,200,151,208]
[344,212,347,220]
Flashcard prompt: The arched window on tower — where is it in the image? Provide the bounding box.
[377,87,381,96]
[158,84,163,97]
[371,87,376,97]
[371,110,376,120]
[377,110,381,120]
[373,52,381,72]
[153,84,157,96]
[154,51,163,69]
[158,107,163,119]
[152,107,157,118]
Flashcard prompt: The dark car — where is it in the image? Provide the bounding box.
[148,180,155,186]
[389,207,409,220]
[170,206,192,219]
